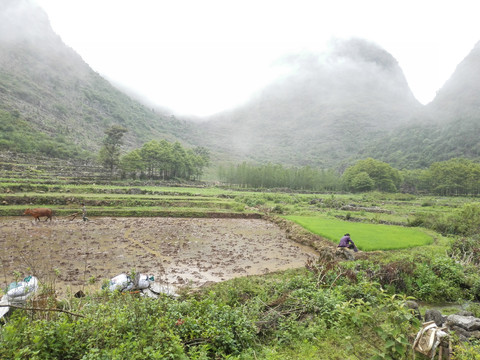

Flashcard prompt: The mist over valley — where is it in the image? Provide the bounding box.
[1,0,480,173]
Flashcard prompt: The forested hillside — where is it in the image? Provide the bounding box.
[0,0,191,160]
[1,0,480,172]
[364,41,480,169]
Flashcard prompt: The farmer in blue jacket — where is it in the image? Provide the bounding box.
[338,233,358,252]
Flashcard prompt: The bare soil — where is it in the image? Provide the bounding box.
[0,217,318,296]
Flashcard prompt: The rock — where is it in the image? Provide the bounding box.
[335,247,355,261]
[456,310,474,317]
[446,315,480,332]
[425,309,445,326]
[405,300,422,320]
[449,325,470,341]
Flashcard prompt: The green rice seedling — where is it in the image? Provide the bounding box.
[284,215,433,251]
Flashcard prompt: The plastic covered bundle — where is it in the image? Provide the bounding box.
[6,275,39,302]
[104,273,155,292]
[0,275,39,320]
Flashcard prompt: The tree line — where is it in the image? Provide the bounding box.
[219,157,480,195]
[98,125,210,181]
[120,140,210,181]
[218,162,340,191]
[98,125,480,194]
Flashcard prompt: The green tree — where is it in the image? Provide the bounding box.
[350,171,375,192]
[157,139,174,180]
[424,158,480,195]
[342,158,401,192]
[98,125,127,174]
[120,149,144,178]
[139,140,162,177]
[171,141,187,178]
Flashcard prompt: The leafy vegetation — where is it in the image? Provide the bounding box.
[342,158,402,192]
[211,157,480,196]
[408,202,480,236]
[120,140,210,181]
[0,110,89,160]
[0,269,422,360]
[98,125,128,174]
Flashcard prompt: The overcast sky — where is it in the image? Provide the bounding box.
[34,0,479,117]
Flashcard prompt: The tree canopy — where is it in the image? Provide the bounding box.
[218,162,340,191]
[342,158,402,192]
[120,140,210,181]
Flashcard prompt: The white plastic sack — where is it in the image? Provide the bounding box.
[105,273,154,292]
[0,297,10,319]
[0,275,39,320]
[136,274,154,290]
[149,283,178,297]
[106,274,135,292]
[6,275,38,302]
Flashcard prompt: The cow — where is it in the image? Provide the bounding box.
[23,208,53,222]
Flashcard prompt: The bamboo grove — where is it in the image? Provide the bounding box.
[218,158,480,195]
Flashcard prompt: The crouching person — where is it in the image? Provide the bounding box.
[336,233,358,260]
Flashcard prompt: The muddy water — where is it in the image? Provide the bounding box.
[0,217,318,296]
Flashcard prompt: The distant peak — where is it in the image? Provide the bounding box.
[0,0,52,43]
[330,38,398,70]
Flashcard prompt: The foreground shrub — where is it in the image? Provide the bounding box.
[452,342,480,360]
[0,266,475,359]
[0,291,256,359]
[337,287,420,360]
[348,255,476,303]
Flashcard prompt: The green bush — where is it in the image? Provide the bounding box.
[412,257,469,302]
[167,295,256,355]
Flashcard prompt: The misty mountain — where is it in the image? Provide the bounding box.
[429,41,480,120]
[364,41,480,169]
[2,0,480,172]
[196,38,422,168]
[0,0,189,156]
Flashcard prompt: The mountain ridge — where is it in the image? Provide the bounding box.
[1,0,480,172]
[0,0,190,155]
[196,38,423,167]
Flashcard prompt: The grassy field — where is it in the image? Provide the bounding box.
[3,171,480,358]
[284,215,433,251]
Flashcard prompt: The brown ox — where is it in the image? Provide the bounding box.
[24,208,53,222]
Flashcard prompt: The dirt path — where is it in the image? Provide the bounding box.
[0,217,318,296]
